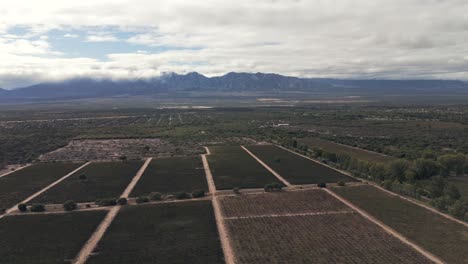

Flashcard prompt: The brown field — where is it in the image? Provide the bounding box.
[221,189,430,264]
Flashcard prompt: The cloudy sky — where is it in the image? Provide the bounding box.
[0,0,467,88]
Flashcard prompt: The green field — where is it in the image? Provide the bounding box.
[88,201,224,264]
[246,145,357,184]
[0,211,106,264]
[333,185,468,264]
[0,162,82,209]
[130,156,208,196]
[207,146,279,190]
[32,160,143,204]
[299,137,396,163]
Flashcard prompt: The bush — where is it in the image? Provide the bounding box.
[175,192,191,199]
[136,196,149,204]
[149,192,162,201]
[78,174,87,181]
[18,203,27,212]
[317,183,327,188]
[30,204,45,212]
[264,182,283,192]
[337,180,346,186]
[96,198,117,207]
[233,187,241,194]
[117,197,128,205]
[192,190,205,198]
[448,200,468,218]
[63,200,77,211]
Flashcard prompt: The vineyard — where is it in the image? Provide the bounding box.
[87,201,224,264]
[207,146,279,190]
[246,145,357,184]
[32,160,144,204]
[0,162,82,209]
[130,156,208,196]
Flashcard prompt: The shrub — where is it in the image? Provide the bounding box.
[233,187,241,194]
[18,203,28,212]
[30,204,45,212]
[117,197,128,205]
[63,200,77,211]
[175,192,191,199]
[149,192,162,201]
[136,196,149,204]
[448,200,468,218]
[317,183,327,188]
[337,181,346,186]
[192,190,205,198]
[78,174,87,181]
[96,198,117,207]
[264,182,283,192]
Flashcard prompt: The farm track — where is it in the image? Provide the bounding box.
[223,210,355,220]
[73,158,152,264]
[0,162,91,220]
[274,144,468,228]
[325,188,444,264]
[0,164,31,178]
[178,113,183,124]
[240,146,291,186]
[202,147,237,264]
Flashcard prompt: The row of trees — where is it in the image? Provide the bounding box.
[282,139,468,221]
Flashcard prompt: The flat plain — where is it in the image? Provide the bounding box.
[246,145,357,184]
[207,146,279,190]
[87,201,225,264]
[0,162,83,209]
[130,156,208,196]
[0,211,107,264]
[333,185,468,264]
[32,160,144,203]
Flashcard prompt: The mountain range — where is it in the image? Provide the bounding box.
[1,72,468,102]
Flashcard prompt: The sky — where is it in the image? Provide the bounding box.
[0,0,468,89]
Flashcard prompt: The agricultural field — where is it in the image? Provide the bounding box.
[130,156,208,196]
[332,185,468,264]
[32,160,143,204]
[0,210,106,264]
[87,201,224,264]
[0,162,82,209]
[207,146,279,190]
[246,145,357,184]
[220,189,350,217]
[298,137,396,163]
[221,189,430,264]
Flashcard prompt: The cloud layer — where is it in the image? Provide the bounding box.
[1,0,468,88]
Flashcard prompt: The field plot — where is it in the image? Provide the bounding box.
[130,156,208,196]
[0,211,106,264]
[220,189,350,217]
[299,137,396,163]
[222,189,430,264]
[333,185,468,264]
[88,201,224,264]
[32,160,143,204]
[246,145,357,184]
[0,162,82,209]
[207,146,279,189]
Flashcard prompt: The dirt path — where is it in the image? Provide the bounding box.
[73,157,152,264]
[324,188,444,264]
[0,162,91,219]
[202,149,236,264]
[73,206,121,264]
[120,157,152,198]
[224,210,354,220]
[156,114,164,126]
[178,113,183,124]
[241,145,291,187]
[276,144,468,228]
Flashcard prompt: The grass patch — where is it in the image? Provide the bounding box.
[130,156,208,196]
[247,145,357,184]
[0,162,83,209]
[333,185,468,264]
[207,146,279,190]
[0,210,106,264]
[32,160,143,204]
[88,201,224,264]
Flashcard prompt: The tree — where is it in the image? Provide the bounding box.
[30,204,45,212]
[175,192,190,199]
[117,197,128,205]
[317,183,327,188]
[63,200,77,211]
[192,190,205,198]
[412,159,439,180]
[18,203,27,212]
[438,154,466,176]
[149,192,162,201]
[386,160,410,183]
[448,200,468,218]
[78,174,87,181]
[292,140,298,148]
[136,196,149,204]
[264,182,283,192]
[95,198,117,206]
[429,176,447,198]
[444,184,461,200]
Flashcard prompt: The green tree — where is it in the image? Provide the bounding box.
[413,159,439,180]
[63,200,77,211]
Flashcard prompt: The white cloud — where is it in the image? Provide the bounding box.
[64,33,79,38]
[0,0,467,88]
